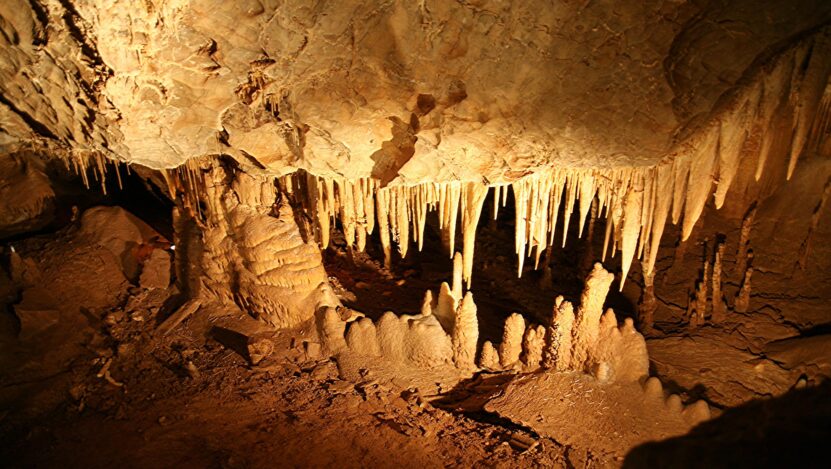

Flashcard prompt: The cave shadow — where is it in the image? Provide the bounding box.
[623,379,831,469]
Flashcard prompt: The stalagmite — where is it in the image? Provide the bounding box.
[421,290,435,317]
[316,306,347,354]
[479,341,500,370]
[572,264,615,368]
[435,282,456,333]
[735,266,753,313]
[405,315,453,368]
[682,400,712,426]
[521,324,546,371]
[543,297,575,371]
[452,292,479,369]
[711,241,727,323]
[665,394,684,414]
[377,311,407,362]
[643,377,664,400]
[689,257,710,329]
[499,313,526,368]
[346,318,381,356]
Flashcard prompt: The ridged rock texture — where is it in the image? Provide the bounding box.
[184,158,340,329]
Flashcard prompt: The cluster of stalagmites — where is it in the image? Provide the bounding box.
[684,206,757,329]
[316,257,646,380]
[315,256,711,424]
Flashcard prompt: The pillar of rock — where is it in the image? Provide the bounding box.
[499,313,526,368]
[522,324,546,371]
[479,341,500,370]
[543,298,575,371]
[452,292,479,369]
[711,242,727,323]
[735,267,753,313]
[572,264,615,369]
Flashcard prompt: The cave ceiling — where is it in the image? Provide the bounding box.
[0,0,830,185]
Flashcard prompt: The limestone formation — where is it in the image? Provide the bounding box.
[735,267,754,313]
[404,314,453,368]
[711,241,727,323]
[190,161,341,329]
[1,1,828,464]
[434,282,456,333]
[499,313,526,369]
[521,324,546,371]
[543,298,575,371]
[420,290,434,317]
[736,205,757,276]
[689,254,711,329]
[637,261,657,332]
[316,307,347,355]
[346,318,381,357]
[376,312,407,362]
[452,292,479,369]
[572,264,615,368]
[479,341,500,370]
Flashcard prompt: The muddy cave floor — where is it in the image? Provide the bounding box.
[2,196,831,468]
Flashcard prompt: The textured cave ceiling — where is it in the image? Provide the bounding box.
[0,0,830,185]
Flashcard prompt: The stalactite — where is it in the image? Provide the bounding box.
[451,252,463,301]
[787,36,831,180]
[619,176,644,289]
[637,259,656,333]
[682,130,719,241]
[461,183,488,287]
[375,188,392,268]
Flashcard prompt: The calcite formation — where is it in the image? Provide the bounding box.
[314,256,648,395]
[180,159,341,329]
[2,0,831,291]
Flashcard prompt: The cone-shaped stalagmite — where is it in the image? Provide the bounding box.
[711,241,727,323]
[499,313,526,368]
[452,292,479,369]
[522,324,546,371]
[572,264,615,369]
[543,297,575,371]
[479,341,500,370]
